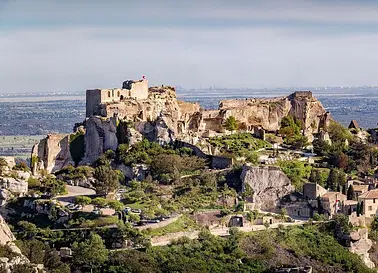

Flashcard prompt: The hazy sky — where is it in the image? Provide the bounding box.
[1,0,378,93]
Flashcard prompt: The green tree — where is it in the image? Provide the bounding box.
[17,221,39,240]
[327,120,351,143]
[347,185,355,200]
[94,165,120,194]
[75,196,91,207]
[108,200,124,211]
[44,247,70,273]
[72,233,108,273]
[225,116,238,131]
[16,239,45,264]
[12,264,35,273]
[313,139,331,156]
[92,197,108,208]
[326,168,338,191]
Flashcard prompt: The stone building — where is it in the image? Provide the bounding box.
[358,189,378,217]
[320,192,347,217]
[303,183,327,200]
[86,79,148,117]
[353,185,369,198]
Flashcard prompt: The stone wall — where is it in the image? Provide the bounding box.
[86,80,149,117]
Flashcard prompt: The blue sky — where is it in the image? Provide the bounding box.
[1,0,378,93]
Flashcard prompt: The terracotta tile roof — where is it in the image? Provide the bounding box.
[353,185,369,192]
[359,189,378,199]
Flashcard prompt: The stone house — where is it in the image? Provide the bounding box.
[320,192,347,217]
[352,185,369,197]
[284,201,314,218]
[343,200,358,215]
[358,189,378,217]
[303,183,327,200]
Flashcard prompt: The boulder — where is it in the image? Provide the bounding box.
[240,165,295,211]
[0,177,28,196]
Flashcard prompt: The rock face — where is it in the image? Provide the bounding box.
[31,134,74,174]
[33,86,331,168]
[97,89,329,140]
[0,215,39,273]
[240,165,295,211]
[0,177,28,197]
[349,229,375,269]
[80,116,118,164]
[217,91,329,138]
[0,216,15,244]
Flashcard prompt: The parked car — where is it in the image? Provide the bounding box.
[117,188,127,194]
[91,209,102,215]
[148,219,160,224]
[72,205,82,211]
[65,203,76,210]
[131,209,142,214]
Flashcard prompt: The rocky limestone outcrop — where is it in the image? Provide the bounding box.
[80,116,118,164]
[240,165,295,211]
[349,228,375,269]
[31,134,74,174]
[22,199,71,224]
[0,177,28,197]
[218,91,330,138]
[0,215,41,273]
[37,87,330,168]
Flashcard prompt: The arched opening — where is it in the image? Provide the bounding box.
[120,95,124,101]
[112,90,114,97]
[108,91,111,98]
[117,91,120,97]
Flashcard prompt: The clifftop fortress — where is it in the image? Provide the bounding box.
[32,78,331,173]
[86,79,149,117]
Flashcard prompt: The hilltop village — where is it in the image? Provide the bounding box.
[1,78,378,272]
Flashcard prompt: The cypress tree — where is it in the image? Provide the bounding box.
[347,185,355,200]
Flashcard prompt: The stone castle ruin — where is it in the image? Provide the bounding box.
[86,79,149,117]
[32,77,331,173]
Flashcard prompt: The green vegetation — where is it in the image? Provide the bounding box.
[224,116,238,131]
[93,165,120,194]
[150,153,206,183]
[309,168,329,187]
[13,161,30,172]
[279,115,308,149]
[72,233,108,272]
[278,160,311,190]
[74,195,91,207]
[143,215,200,237]
[69,131,85,166]
[27,175,67,196]
[207,133,271,158]
[55,165,94,181]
